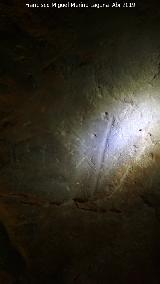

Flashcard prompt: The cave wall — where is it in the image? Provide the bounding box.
[1,1,160,283]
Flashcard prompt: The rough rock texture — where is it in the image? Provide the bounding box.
[1,0,160,283]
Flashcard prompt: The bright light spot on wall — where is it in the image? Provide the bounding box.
[71,90,160,196]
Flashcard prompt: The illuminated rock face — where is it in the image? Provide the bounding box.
[1,0,160,283]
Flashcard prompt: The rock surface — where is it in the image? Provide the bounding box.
[1,0,160,283]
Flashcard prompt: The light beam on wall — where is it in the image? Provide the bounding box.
[72,90,160,197]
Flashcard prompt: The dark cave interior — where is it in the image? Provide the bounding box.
[1,0,160,283]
